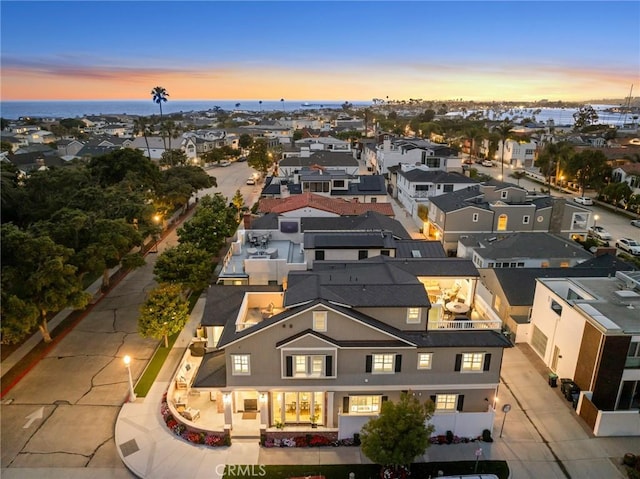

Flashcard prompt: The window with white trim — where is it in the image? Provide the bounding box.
[472,213,479,222]
[435,394,457,411]
[418,353,433,369]
[462,352,484,372]
[373,354,394,373]
[294,355,307,375]
[313,311,327,332]
[231,354,250,375]
[523,215,530,224]
[350,395,381,413]
[407,307,421,324]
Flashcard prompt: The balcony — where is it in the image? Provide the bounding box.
[427,317,502,331]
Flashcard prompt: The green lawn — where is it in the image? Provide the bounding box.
[223,461,509,479]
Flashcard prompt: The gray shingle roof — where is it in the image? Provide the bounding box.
[192,350,226,388]
[280,151,358,167]
[304,231,396,249]
[472,232,592,261]
[301,211,410,239]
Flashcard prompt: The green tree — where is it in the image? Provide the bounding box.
[573,105,599,130]
[360,392,435,478]
[247,139,275,176]
[231,189,245,221]
[510,170,527,186]
[565,149,609,197]
[151,86,169,149]
[88,148,160,189]
[535,141,574,190]
[138,283,189,348]
[133,116,153,159]
[1,224,91,343]
[238,133,254,150]
[160,149,188,168]
[1,140,13,152]
[177,193,237,254]
[494,120,514,180]
[153,242,214,292]
[602,182,632,209]
[156,165,216,213]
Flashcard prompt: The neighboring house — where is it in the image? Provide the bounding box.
[258,192,395,218]
[394,165,479,216]
[474,254,630,342]
[333,116,364,130]
[263,168,387,203]
[427,182,593,253]
[76,144,120,159]
[217,211,410,286]
[128,136,183,160]
[294,136,351,152]
[612,163,640,195]
[458,232,592,269]
[15,128,55,144]
[372,137,462,175]
[279,150,359,177]
[7,151,64,174]
[56,139,85,157]
[492,139,538,169]
[0,133,28,152]
[525,270,640,436]
[189,260,509,441]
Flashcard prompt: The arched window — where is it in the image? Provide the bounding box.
[497,214,508,231]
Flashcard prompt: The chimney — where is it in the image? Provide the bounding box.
[243,213,252,229]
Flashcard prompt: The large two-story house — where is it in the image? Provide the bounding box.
[393,164,479,218]
[190,259,510,441]
[427,181,592,254]
[371,137,462,176]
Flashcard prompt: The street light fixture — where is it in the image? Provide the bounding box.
[499,403,512,438]
[123,355,136,403]
[593,214,599,228]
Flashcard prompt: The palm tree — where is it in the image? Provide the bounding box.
[259,100,262,111]
[133,117,152,159]
[151,86,169,150]
[280,98,285,113]
[495,121,514,180]
[536,141,573,192]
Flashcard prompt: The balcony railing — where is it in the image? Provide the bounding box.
[427,318,502,331]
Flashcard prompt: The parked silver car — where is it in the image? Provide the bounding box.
[616,238,640,256]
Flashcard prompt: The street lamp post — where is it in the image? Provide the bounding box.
[593,214,599,228]
[499,403,512,438]
[123,355,136,403]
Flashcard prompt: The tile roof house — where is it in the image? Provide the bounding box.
[427,182,593,254]
[188,257,510,442]
[258,192,395,217]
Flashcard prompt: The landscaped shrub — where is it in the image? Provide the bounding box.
[482,429,493,442]
[160,391,228,447]
[446,430,454,444]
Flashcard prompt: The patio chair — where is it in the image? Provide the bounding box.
[261,302,275,318]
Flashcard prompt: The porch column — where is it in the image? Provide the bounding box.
[222,390,233,427]
[259,391,269,427]
[326,391,335,428]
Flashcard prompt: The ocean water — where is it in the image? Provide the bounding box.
[0,100,369,120]
[0,100,633,127]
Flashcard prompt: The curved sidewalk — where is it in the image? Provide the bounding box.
[115,324,637,479]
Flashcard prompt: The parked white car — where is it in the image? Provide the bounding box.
[631,219,640,228]
[573,196,593,206]
[481,160,493,167]
[616,238,640,256]
[588,226,612,240]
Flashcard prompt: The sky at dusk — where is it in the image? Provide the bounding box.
[1,1,639,103]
